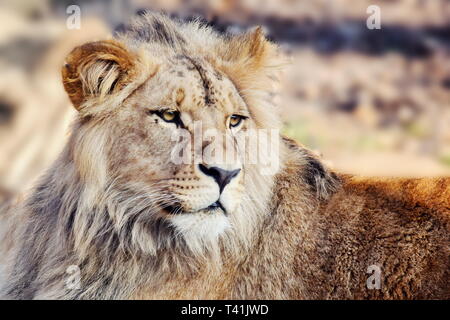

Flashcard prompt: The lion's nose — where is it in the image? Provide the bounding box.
[198,164,241,193]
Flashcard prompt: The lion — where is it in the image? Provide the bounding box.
[0,13,448,300]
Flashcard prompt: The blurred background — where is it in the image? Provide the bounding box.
[0,0,449,202]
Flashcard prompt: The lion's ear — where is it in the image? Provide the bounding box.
[62,40,138,111]
[216,27,280,91]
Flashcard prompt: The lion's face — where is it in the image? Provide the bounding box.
[106,56,254,238]
[62,18,281,251]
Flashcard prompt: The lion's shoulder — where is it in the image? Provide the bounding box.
[277,136,342,202]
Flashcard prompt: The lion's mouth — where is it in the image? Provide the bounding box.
[162,201,227,215]
[205,201,227,215]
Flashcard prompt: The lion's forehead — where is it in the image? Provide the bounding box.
[141,55,244,117]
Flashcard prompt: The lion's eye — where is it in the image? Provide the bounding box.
[229,114,246,129]
[160,110,178,122]
[149,109,183,127]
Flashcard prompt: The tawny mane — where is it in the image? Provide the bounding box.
[0,12,289,299]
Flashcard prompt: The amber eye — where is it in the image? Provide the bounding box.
[149,109,183,126]
[229,115,246,128]
[160,110,178,122]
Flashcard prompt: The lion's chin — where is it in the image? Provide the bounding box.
[167,212,231,247]
[163,200,229,216]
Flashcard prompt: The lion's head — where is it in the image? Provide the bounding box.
[60,13,283,256]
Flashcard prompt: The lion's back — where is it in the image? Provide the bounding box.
[316,175,449,299]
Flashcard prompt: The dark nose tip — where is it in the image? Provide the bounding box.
[198,164,241,192]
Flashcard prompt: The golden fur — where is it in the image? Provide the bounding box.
[0,13,448,299]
